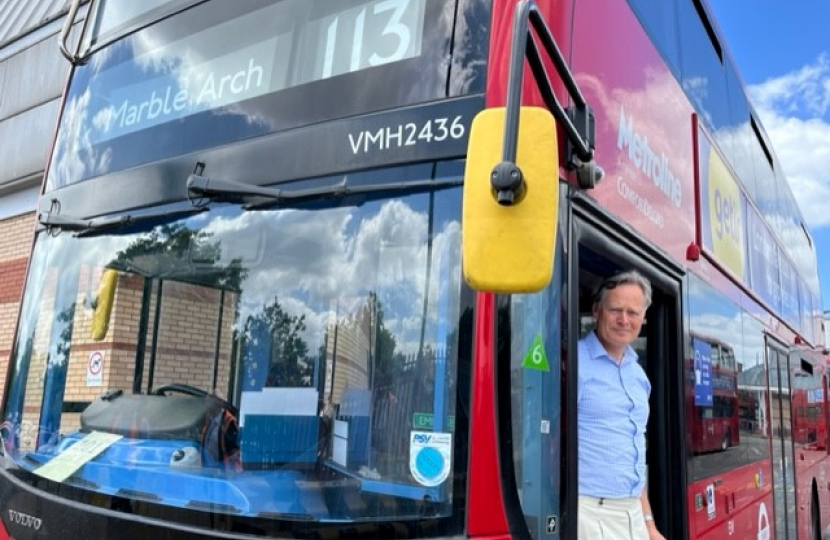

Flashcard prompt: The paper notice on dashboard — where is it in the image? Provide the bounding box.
[34,431,122,483]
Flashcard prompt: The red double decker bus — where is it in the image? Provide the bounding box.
[0,1,828,540]
[790,363,828,448]
[687,333,740,454]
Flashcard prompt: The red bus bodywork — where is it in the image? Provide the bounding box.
[479,1,830,540]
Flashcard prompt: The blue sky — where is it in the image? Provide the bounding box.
[707,1,830,313]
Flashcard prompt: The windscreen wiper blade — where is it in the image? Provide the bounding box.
[38,206,207,236]
[186,174,463,210]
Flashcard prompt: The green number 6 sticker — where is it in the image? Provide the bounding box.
[522,334,549,372]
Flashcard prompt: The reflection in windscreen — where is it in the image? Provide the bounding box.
[90,0,177,40]
[2,182,464,522]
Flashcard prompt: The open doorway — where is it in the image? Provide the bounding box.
[570,235,686,540]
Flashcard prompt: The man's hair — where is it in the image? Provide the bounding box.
[592,270,652,310]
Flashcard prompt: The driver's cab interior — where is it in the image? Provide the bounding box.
[73,271,390,474]
[24,263,452,516]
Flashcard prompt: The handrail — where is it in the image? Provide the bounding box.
[491,0,603,204]
[58,0,85,63]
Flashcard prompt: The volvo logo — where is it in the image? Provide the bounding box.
[8,509,42,530]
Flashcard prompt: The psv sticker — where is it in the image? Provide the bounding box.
[409,431,452,487]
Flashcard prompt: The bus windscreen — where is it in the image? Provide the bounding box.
[4,165,467,527]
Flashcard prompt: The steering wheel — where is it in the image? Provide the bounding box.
[152,383,238,417]
[152,383,209,398]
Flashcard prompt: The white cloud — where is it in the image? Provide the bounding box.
[747,53,830,229]
[750,53,830,117]
[207,197,462,357]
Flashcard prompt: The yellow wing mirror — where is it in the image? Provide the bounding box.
[91,269,118,341]
[462,107,559,293]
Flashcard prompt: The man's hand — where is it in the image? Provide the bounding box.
[646,521,666,540]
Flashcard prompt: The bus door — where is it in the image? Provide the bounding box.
[569,208,686,540]
[767,341,797,540]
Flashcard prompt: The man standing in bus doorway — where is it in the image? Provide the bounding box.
[577,270,666,540]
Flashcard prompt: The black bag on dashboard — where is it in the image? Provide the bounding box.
[81,389,239,463]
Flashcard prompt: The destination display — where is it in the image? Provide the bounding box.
[47,0,447,191]
[90,0,425,145]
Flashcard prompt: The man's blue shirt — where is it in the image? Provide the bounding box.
[577,330,650,498]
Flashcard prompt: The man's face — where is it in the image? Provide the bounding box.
[593,282,646,353]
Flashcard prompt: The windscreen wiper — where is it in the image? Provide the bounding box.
[186,174,463,210]
[38,206,207,237]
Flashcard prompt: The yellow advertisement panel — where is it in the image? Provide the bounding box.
[704,139,744,279]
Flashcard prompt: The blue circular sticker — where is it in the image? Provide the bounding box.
[415,447,444,480]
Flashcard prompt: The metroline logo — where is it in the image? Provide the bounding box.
[616,106,682,208]
[7,509,42,531]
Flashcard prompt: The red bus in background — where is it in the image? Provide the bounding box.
[0,1,828,540]
[791,362,827,448]
[687,334,740,453]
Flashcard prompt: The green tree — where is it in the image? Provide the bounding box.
[113,223,246,290]
[249,297,314,387]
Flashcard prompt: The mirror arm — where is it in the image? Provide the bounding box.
[59,0,97,65]
[59,0,84,63]
[495,0,604,203]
